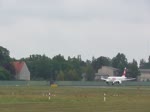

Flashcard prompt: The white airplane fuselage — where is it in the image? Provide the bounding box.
[105,76,127,84]
[101,67,135,85]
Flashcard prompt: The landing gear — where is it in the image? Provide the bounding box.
[117,82,120,84]
[106,82,109,85]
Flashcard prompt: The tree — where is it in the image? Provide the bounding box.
[112,53,128,73]
[139,59,146,68]
[0,67,11,80]
[82,64,95,81]
[92,56,111,72]
[52,54,67,80]
[23,54,53,80]
[0,46,13,80]
[66,57,84,80]
[0,46,11,66]
[65,69,80,81]
[56,70,65,81]
[139,57,150,69]
[128,59,140,79]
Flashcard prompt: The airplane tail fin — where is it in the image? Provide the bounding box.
[122,67,127,77]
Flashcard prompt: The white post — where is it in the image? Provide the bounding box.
[49,92,51,100]
[104,93,106,102]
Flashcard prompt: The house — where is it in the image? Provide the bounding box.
[12,61,30,81]
[95,66,119,81]
[138,69,150,81]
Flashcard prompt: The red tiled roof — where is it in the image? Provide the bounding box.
[12,61,25,74]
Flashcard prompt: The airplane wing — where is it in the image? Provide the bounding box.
[101,77,107,81]
[125,78,136,81]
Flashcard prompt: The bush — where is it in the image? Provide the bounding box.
[0,67,11,80]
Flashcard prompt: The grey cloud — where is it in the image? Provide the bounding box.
[1,0,150,24]
[0,0,150,62]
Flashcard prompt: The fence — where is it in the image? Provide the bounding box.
[0,81,49,86]
[0,81,150,86]
[55,81,150,86]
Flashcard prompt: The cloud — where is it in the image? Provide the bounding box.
[0,0,150,62]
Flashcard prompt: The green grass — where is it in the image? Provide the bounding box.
[0,86,150,112]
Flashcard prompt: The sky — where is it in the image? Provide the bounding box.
[0,0,150,63]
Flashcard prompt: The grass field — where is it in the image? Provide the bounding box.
[0,86,150,112]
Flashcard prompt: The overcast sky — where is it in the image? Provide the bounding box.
[0,0,150,63]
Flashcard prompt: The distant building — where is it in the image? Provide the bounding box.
[12,61,30,81]
[138,69,150,81]
[95,66,119,81]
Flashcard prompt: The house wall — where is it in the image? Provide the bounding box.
[138,69,150,81]
[98,67,114,76]
[95,66,119,80]
[95,73,109,80]
[139,74,150,81]
[18,63,30,80]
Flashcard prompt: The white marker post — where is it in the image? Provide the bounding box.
[49,92,51,100]
[104,93,106,102]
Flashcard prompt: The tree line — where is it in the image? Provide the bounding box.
[0,46,150,81]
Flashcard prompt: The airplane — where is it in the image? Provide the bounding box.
[101,67,136,85]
